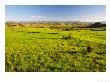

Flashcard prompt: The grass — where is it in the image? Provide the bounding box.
[5,26,106,72]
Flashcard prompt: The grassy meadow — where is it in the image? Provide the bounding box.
[5,22,106,72]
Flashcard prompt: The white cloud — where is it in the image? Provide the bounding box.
[30,16,46,18]
[30,16,47,21]
[70,15,105,22]
[29,15,105,22]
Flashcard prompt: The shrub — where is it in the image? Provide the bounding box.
[62,34,72,39]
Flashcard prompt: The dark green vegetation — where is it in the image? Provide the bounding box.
[5,22,106,72]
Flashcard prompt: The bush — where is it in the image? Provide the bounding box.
[62,34,72,39]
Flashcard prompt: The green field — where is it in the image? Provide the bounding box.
[5,24,106,72]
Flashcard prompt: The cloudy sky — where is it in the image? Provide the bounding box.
[5,5,106,22]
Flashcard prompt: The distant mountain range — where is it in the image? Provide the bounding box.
[6,21,106,24]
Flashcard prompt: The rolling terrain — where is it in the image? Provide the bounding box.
[5,22,106,72]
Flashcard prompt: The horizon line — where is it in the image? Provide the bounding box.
[5,20,106,22]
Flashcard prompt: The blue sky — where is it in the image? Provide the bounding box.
[5,5,106,22]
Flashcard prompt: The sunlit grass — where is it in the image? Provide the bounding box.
[5,26,106,72]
